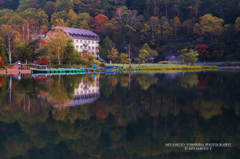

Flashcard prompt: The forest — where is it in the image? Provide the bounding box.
[0,72,240,158]
[0,0,240,65]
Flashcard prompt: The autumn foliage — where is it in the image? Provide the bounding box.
[0,77,4,88]
[37,58,50,65]
[81,54,90,59]
[89,14,109,33]
[195,44,210,59]
[0,57,4,67]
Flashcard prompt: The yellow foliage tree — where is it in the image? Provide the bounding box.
[172,16,180,37]
[148,16,160,38]
[235,17,240,32]
[197,14,224,41]
[179,48,199,65]
[107,46,118,63]
[1,24,20,65]
[47,26,70,64]
[119,53,130,67]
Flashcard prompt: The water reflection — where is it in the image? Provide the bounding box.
[0,72,239,158]
[64,74,100,107]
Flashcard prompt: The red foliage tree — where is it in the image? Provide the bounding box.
[195,44,210,59]
[37,41,47,46]
[37,58,50,65]
[0,56,4,67]
[89,14,109,33]
[81,54,90,59]
[0,77,4,83]
[0,61,4,67]
[196,74,210,89]
[90,101,109,119]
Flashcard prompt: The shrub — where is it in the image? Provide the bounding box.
[74,57,88,65]
[0,77,4,83]
[0,56,4,67]
[87,61,93,67]
[37,58,50,65]
[100,62,106,67]
[0,61,4,67]
[93,60,101,65]
[158,61,181,64]
[52,64,86,68]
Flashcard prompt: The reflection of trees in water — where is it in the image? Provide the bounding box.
[0,72,239,158]
[180,73,199,88]
[137,75,158,90]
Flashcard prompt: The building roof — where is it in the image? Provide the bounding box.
[165,55,182,61]
[13,61,22,66]
[53,92,100,107]
[96,56,106,63]
[53,26,100,41]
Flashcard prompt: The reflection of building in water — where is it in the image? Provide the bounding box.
[65,76,100,107]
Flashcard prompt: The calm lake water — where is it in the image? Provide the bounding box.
[0,71,240,159]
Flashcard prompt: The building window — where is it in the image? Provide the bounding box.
[76,40,78,43]
[89,90,91,93]
[85,46,86,49]
[85,90,87,93]
[92,41,94,44]
[80,40,82,43]
[88,41,90,44]
[81,91,83,94]
[92,90,94,93]
[96,42,99,44]
[84,40,86,43]
[92,52,94,55]
[76,45,79,49]
[77,91,79,94]
[92,46,94,50]
[80,46,82,49]
[88,46,90,49]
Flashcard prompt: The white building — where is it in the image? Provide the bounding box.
[46,26,100,56]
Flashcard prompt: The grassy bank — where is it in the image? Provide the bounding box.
[108,64,218,71]
[51,64,86,68]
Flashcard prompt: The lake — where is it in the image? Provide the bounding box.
[0,71,239,158]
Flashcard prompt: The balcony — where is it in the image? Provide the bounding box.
[83,49,90,52]
[83,43,89,46]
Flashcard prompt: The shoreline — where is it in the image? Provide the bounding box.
[2,66,240,75]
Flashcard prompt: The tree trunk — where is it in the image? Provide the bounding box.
[153,0,157,17]
[147,3,149,21]
[151,23,154,38]
[128,44,131,67]
[58,42,61,64]
[8,36,11,65]
[175,27,177,37]
[195,7,198,19]
[22,24,25,42]
[175,6,179,17]
[165,3,168,17]
[9,75,12,108]
[210,32,213,42]
[27,22,30,43]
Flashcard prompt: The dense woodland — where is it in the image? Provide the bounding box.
[0,0,240,64]
[0,72,240,158]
